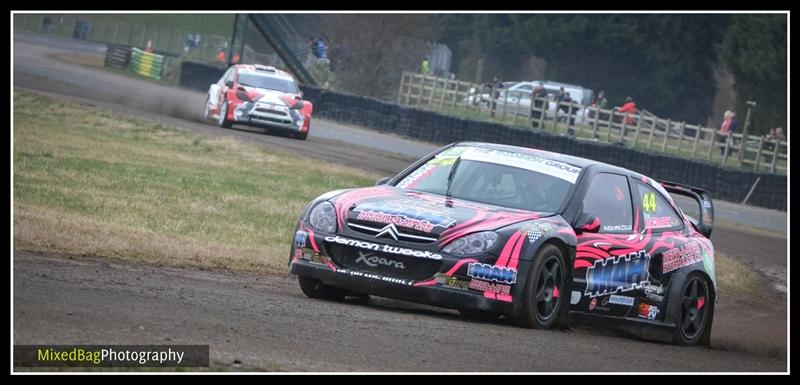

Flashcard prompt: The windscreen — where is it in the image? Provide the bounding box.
[238,72,298,93]
[396,146,580,213]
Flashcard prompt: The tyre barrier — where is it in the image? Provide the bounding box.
[130,48,164,80]
[177,62,786,211]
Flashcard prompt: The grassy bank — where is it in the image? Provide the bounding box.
[13,90,379,275]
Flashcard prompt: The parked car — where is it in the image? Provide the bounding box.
[204,64,313,140]
[465,81,518,107]
[499,81,594,124]
[290,142,717,346]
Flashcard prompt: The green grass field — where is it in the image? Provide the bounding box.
[13,90,379,275]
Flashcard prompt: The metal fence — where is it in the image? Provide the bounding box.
[398,71,787,174]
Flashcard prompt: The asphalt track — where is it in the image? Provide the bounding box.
[12,31,789,371]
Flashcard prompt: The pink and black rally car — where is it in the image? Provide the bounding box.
[290,142,717,346]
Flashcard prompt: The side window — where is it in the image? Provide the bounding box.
[219,68,231,85]
[582,173,633,233]
[518,84,533,92]
[634,182,684,231]
[224,68,235,85]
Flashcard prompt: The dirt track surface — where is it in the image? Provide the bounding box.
[12,32,788,371]
[13,251,787,372]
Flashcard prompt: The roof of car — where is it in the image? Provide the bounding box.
[236,64,295,80]
[455,142,640,176]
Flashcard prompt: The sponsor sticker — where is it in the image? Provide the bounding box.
[608,295,635,306]
[588,298,598,311]
[468,279,511,295]
[355,251,406,270]
[662,241,703,274]
[585,250,650,298]
[570,291,582,305]
[638,303,660,320]
[335,268,413,286]
[324,236,443,260]
[458,147,582,184]
[466,263,518,284]
[434,273,470,290]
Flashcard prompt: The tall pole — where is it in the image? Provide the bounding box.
[227,13,239,68]
[238,16,248,63]
[737,100,756,164]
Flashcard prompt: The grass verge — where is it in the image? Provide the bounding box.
[13,90,379,275]
[714,252,761,296]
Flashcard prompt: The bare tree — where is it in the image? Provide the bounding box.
[326,14,434,99]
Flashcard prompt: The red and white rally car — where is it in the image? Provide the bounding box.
[204,64,313,140]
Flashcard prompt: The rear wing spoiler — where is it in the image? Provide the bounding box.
[657,180,714,238]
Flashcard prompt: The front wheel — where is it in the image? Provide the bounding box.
[516,244,567,329]
[672,273,713,346]
[298,276,348,301]
[217,99,233,128]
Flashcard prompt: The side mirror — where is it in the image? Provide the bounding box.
[225,80,234,88]
[375,177,391,186]
[297,91,304,99]
[574,213,600,234]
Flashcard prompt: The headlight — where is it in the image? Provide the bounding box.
[442,231,498,256]
[309,201,337,233]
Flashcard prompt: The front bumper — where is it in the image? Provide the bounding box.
[289,259,518,315]
[232,102,307,132]
[289,227,527,316]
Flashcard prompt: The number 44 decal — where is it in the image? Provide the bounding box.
[643,192,657,213]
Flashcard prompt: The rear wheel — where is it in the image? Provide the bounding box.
[672,273,713,346]
[298,276,348,301]
[516,244,566,329]
[217,98,233,128]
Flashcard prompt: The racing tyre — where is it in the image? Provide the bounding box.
[672,273,713,346]
[298,276,348,301]
[516,244,566,329]
[217,99,233,129]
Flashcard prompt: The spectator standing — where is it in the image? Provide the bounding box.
[487,76,503,117]
[317,38,327,59]
[421,57,430,75]
[216,49,226,64]
[617,96,637,125]
[308,37,318,58]
[719,110,733,155]
[531,82,547,128]
[559,92,576,127]
[41,16,52,34]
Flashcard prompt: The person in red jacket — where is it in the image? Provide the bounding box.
[617,96,637,128]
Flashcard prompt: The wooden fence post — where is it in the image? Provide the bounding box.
[707,129,716,161]
[691,125,701,159]
[769,141,780,173]
[677,122,686,155]
[632,113,642,147]
[605,110,614,143]
[398,72,406,104]
[592,109,600,139]
[661,119,671,152]
[753,136,765,171]
[722,134,732,166]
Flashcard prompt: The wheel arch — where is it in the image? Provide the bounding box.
[664,266,716,326]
